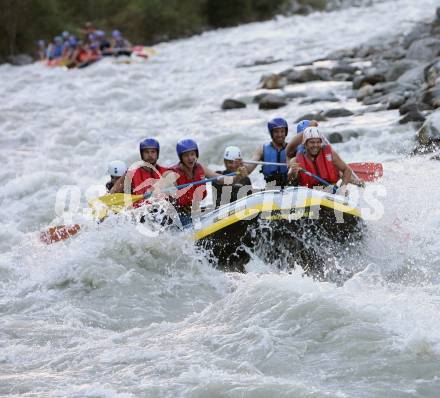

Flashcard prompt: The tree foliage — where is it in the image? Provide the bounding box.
[0,0,306,60]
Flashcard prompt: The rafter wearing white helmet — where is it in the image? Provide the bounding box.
[302,127,323,144]
[223,146,242,161]
[107,160,127,177]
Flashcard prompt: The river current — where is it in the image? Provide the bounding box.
[1,0,440,396]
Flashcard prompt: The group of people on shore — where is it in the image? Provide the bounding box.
[105,117,354,226]
[37,22,131,68]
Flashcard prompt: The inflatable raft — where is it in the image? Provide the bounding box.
[192,187,364,274]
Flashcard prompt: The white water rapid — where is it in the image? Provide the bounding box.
[1,0,440,396]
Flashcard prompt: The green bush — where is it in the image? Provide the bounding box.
[0,0,317,60]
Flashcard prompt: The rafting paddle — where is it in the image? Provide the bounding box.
[40,172,237,244]
[89,172,237,210]
[244,160,382,183]
[39,224,81,244]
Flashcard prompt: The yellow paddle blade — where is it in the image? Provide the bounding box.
[94,193,144,208]
[88,193,144,220]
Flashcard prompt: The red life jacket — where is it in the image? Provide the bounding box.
[171,163,206,208]
[130,164,168,208]
[296,145,339,188]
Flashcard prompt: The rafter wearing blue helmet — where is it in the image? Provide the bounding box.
[171,139,248,226]
[245,117,290,187]
[109,137,168,201]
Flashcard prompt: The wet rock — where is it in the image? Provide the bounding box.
[352,71,386,89]
[424,58,440,86]
[323,108,354,118]
[284,91,307,99]
[362,94,384,106]
[352,75,366,90]
[363,71,387,86]
[259,73,287,89]
[258,94,287,110]
[328,132,343,143]
[414,109,440,153]
[221,99,246,110]
[397,64,426,86]
[299,93,339,105]
[294,113,327,123]
[382,47,406,61]
[386,60,419,81]
[333,73,352,81]
[356,84,375,101]
[399,101,429,115]
[387,94,406,110]
[372,81,401,94]
[399,110,426,124]
[7,54,33,66]
[331,64,358,75]
[253,90,285,103]
[326,48,356,60]
[406,38,440,61]
[356,45,376,58]
[421,82,440,108]
[237,56,282,68]
[285,67,331,83]
[403,24,431,49]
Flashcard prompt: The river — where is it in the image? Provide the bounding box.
[1,0,440,396]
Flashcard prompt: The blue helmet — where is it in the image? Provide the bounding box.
[112,30,121,38]
[176,139,199,160]
[296,120,311,134]
[68,37,78,47]
[268,117,288,136]
[139,138,160,158]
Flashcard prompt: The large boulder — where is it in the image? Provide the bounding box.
[399,110,426,124]
[403,24,431,49]
[221,99,246,110]
[323,108,354,118]
[387,94,406,110]
[406,38,440,61]
[353,71,386,89]
[258,94,287,110]
[422,81,440,108]
[386,60,419,82]
[424,58,440,86]
[414,109,440,153]
[399,101,429,115]
[397,64,426,86]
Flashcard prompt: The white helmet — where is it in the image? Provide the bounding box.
[223,146,242,161]
[302,126,323,144]
[107,160,127,177]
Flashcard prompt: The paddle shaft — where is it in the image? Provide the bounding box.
[244,160,334,188]
[143,172,237,199]
[244,159,378,186]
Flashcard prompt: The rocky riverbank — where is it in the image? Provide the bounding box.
[223,7,440,157]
